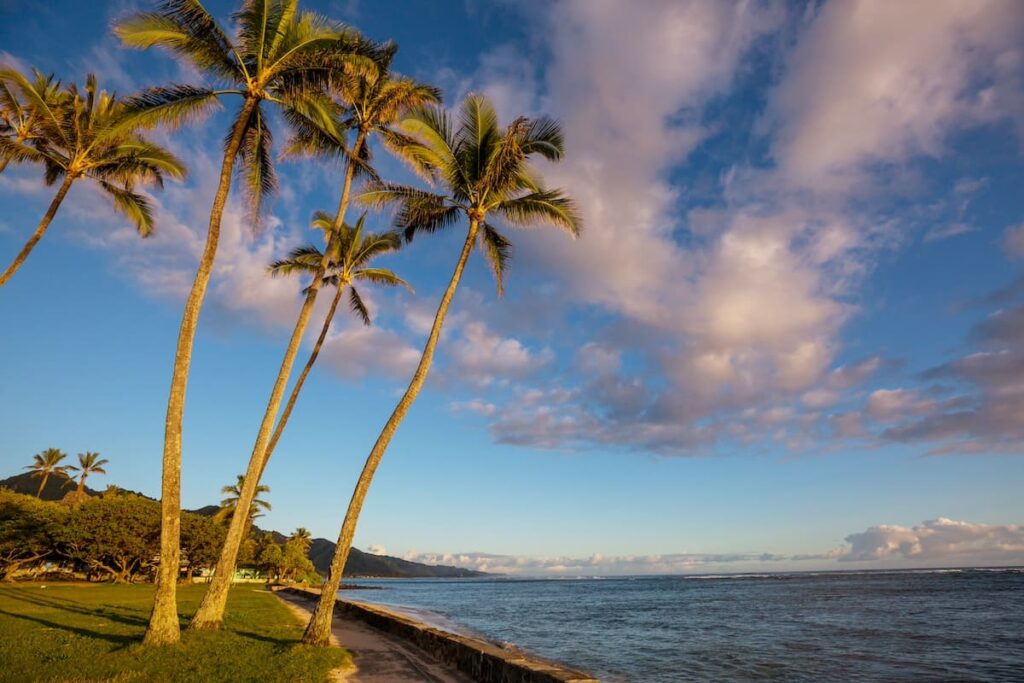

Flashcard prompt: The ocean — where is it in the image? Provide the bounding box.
[339,568,1024,682]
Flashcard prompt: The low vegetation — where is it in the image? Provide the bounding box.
[0,583,346,682]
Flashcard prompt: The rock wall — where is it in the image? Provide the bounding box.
[280,586,598,683]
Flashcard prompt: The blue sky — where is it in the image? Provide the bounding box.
[1,0,1023,575]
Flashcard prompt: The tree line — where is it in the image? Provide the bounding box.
[0,0,581,648]
[0,485,319,585]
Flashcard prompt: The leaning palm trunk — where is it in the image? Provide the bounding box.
[143,97,257,646]
[262,282,346,474]
[0,175,74,288]
[190,138,363,630]
[35,472,50,498]
[302,219,479,646]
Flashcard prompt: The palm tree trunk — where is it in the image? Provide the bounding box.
[76,474,86,495]
[143,97,257,647]
[0,175,74,288]
[36,472,49,498]
[190,134,365,630]
[302,219,480,646]
[261,282,345,474]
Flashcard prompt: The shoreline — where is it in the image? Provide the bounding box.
[275,586,598,683]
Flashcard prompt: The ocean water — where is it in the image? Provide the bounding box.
[339,568,1024,682]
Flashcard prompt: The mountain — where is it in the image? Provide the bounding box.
[307,538,485,578]
[2,473,486,579]
[1,471,100,500]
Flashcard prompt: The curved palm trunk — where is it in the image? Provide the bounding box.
[189,135,364,630]
[76,475,86,494]
[262,282,346,473]
[143,97,257,647]
[302,219,479,646]
[35,472,50,498]
[0,175,74,288]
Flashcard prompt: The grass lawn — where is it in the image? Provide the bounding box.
[0,583,347,682]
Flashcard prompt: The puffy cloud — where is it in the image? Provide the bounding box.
[767,0,1024,192]
[841,518,1024,562]
[448,321,553,387]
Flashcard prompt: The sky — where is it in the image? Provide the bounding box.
[1,0,1023,576]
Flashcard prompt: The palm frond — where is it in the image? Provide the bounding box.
[237,105,276,222]
[518,116,564,161]
[119,84,223,132]
[353,267,411,291]
[98,180,156,236]
[493,189,582,237]
[479,222,512,296]
[348,285,370,325]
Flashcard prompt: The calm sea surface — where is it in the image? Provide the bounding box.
[339,569,1024,682]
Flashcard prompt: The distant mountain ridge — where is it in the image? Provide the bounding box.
[0,471,485,578]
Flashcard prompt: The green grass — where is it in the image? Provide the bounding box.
[0,583,347,682]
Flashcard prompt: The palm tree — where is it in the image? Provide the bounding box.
[67,451,109,494]
[0,73,185,288]
[0,66,64,175]
[289,527,312,552]
[262,212,408,461]
[114,0,379,644]
[302,95,581,645]
[214,474,271,539]
[188,48,435,631]
[23,448,71,497]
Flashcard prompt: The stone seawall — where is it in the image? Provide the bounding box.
[279,586,598,683]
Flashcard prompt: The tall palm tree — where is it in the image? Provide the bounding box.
[302,95,581,645]
[0,73,185,288]
[262,212,408,462]
[23,448,71,498]
[67,451,109,494]
[114,0,379,644]
[0,66,64,175]
[289,527,312,552]
[189,50,435,631]
[215,474,271,539]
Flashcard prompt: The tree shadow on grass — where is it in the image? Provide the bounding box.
[0,608,136,646]
[0,589,149,629]
[230,629,297,648]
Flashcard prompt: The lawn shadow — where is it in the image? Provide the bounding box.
[0,589,148,629]
[0,608,136,646]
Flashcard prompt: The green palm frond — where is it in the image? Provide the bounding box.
[479,222,512,296]
[238,106,276,221]
[348,286,370,325]
[493,189,581,236]
[98,181,156,236]
[119,84,224,132]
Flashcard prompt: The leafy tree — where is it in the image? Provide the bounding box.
[0,73,185,288]
[303,95,581,645]
[60,494,160,583]
[0,489,67,580]
[68,451,109,494]
[114,0,380,643]
[0,66,64,175]
[255,538,284,581]
[192,47,436,630]
[282,538,319,584]
[181,512,226,581]
[23,448,71,497]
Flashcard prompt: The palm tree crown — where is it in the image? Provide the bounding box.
[0,66,64,174]
[289,527,312,551]
[68,451,109,493]
[0,72,185,233]
[269,212,408,324]
[216,474,271,524]
[364,94,581,294]
[23,448,71,497]
[116,0,382,219]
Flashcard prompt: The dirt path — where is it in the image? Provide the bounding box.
[276,589,474,683]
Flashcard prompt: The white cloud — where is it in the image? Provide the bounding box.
[841,518,1024,562]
